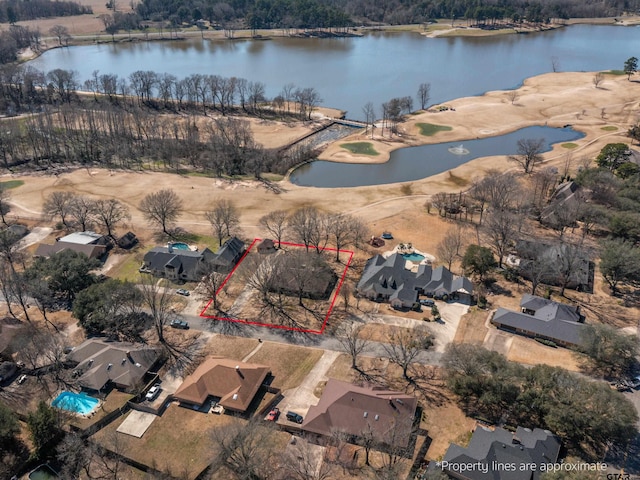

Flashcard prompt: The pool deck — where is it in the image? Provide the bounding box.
[383,244,435,272]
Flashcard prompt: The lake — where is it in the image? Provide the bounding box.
[29,25,640,120]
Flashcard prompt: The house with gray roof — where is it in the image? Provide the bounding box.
[431,426,560,480]
[66,338,162,393]
[141,237,245,282]
[491,294,586,348]
[356,253,473,308]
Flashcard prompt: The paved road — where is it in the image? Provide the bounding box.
[180,311,444,366]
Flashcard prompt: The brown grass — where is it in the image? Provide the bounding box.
[506,337,582,371]
[199,335,260,361]
[92,404,242,479]
[247,342,323,391]
[453,307,489,344]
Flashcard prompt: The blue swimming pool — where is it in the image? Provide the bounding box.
[52,391,99,415]
[170,242,190,250]
[403,253,426,263]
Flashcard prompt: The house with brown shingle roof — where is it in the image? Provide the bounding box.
[173,356,270,413]
[302,379,418,448]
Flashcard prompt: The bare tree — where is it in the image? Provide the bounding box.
[49,25,71,46]
[139,188,183,235]
[436,225,465,270]
[209,418,278,479]
[69,195,97,231]
[362,101,376,138]
[206,199,240,246]
[0,184,11,225]
[553,240,588,296]
[507,90,518,105]
[508,138,545,174]
[56,432,92,479]
[198,260,226,311]
[259,210,288,248]
[43,191,75,228]
[383,326,433,381]
[482,210,519,268]
[593,72,604,88]
[337,322,371,370]
[417,82,431,110]
[327,214,363,262]
[288,206,326,253]
[281,436,332,480]
[517,242,556,296]
[94,198,130,238]
[138,274,174,345]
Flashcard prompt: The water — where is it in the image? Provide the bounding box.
[448,144,469,155]
[403,253,426,262]
[290,126,583,187]
[29,465,58,480]
[170,242,190,250]
[52,391,99,415]
[27,25,639,120]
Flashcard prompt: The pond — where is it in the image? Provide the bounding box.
[289,126,583,188]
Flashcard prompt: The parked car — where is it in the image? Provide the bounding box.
[265,407,280,421]
[176,288,190,296]
[16,374,27,385]
[145,384,161,401]
[170,319,189,329]
[286,411,304,424]
[381,232,393,240]
[631,376,640,389]
[419,299,435,307]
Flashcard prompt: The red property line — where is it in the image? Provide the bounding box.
[199,238,353,334]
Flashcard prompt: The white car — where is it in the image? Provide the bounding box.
[145,384,161,401]
[16,374,27,385]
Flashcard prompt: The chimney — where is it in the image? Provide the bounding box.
[235,365,244,379]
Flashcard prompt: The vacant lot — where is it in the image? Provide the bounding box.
[506,336,582,371]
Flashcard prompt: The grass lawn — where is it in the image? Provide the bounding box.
[0,180,24,189]
[561,142,579,149]
[601,125,619,131]
[506,336,582,371]
[416,123,453,136]
[340,142,379,156]
[248,342,323,391]
[93,404,243,479]
[200,335,260,361]
[110,253,145,282]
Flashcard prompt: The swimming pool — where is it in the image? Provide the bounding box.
[29,464,59,479]
[403,253,426,263]
[52,391,99,415]
[170,242,190,250]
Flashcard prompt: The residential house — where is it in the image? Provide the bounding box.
[302,379,418,448]
[356,253,473,308]
[268,254,338,300]
[34,242,107,259]
[516,240,593,292]
[141,236,245,282]
[35,230,110,259]
[66,338,162,393]
[432,425,561,480]
[491,294,586,348]
[173,356,270,413]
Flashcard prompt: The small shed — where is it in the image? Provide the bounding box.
[257,238,277,254]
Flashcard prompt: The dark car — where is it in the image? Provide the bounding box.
[265,407,280,422]
[419,299,435,307]
[170,319,189,329]
[286,411,304,424]
[381,232,393,240]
